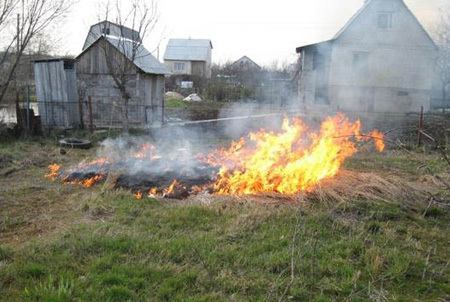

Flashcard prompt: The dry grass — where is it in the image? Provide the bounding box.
[187,170,438,207]
[306,170,433,205]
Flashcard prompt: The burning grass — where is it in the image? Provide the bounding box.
[44,114,389,201]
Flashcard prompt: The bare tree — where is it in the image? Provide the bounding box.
[27,30,62,56]
[0,0,16,28]
[0,0,73,104]
[435,6,450,111]
[98,0,159,133]
[0,0,19,76]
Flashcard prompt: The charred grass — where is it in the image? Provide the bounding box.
[0,140,450,301]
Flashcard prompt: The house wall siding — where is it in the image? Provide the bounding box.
[77,41,165,128]
[298,0,436,113]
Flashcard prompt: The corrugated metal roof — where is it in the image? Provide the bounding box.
[163,39,212,62]
[77,36,170,75]
[106,36,170,75]
[83,21,142,51]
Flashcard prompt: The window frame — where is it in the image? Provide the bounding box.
[378,12,393,29]
[174,62,186,72]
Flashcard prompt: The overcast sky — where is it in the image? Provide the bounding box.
[62,0,448,67]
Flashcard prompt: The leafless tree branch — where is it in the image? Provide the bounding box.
[97,0,160,133]
[0,0,74,104]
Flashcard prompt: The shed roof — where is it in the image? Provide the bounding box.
[83,20,142,51]
[163,39,213,62]
[77,36,170,75]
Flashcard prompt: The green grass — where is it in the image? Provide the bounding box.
[0,191,449,301]
[1,140,450,301]
[165,99,190,109]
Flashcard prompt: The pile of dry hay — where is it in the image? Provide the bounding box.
[192,170,438,205]
[304,171,434,204]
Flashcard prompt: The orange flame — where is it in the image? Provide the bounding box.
[44,114,384,198]
[134,143,156,159]
[45,164,61,179]
[64,174,104,188]
[148,188,158,196]
[85,157,111,166]
[212,114,384,195]
[164,179,179,195]
[368,130,385,152]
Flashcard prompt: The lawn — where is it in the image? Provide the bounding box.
[0,138,450,301]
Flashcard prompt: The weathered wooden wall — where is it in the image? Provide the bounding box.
[77,41,165,128]
[34,60,80,128]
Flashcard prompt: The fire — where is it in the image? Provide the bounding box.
[212,114,384,195]
[64,174,104,188]
[148,188,158,196]
[134,143,157,159]
[45,164,61,179]
[368,130,385,152]
[84,157,111,166]
[164,179,179,195]
[44,114,385,199]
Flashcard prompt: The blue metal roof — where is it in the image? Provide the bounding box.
[163,39,212,62]
[77,36,170,75]
[105,36,170,75]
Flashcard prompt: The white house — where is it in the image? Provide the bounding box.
[296,0,437,113]
[163,39,213,78]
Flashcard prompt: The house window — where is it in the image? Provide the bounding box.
[398,91,409,96]
[378,13,393,29]
[174,62,185,72]
[353,52,369,73]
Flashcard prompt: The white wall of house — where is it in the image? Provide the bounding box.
[298,0,437,113]
[164,60,192,75]
[164,60,211,78]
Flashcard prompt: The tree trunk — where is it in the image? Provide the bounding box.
[121,97,130,134]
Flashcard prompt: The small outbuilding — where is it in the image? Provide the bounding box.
[76,21,170,128]
[34,21,170,130]
[34,58,80,128]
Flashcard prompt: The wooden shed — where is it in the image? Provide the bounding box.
[34,59,80,128]
[76,30,170,128]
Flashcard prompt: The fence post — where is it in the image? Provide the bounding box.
[78,98,85,130]
[26,85,30,131]
[88,96,93,134]
[417,106,424,147]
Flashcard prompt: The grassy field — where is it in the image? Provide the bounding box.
[1,139,450,301]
